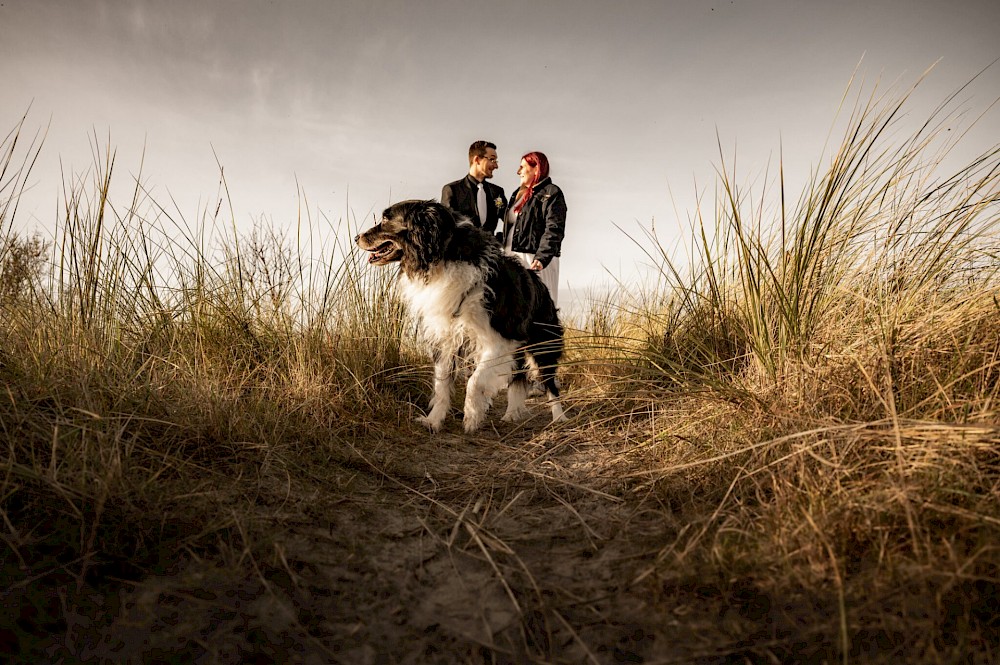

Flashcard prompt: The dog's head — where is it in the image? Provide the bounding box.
[355,200,457,276]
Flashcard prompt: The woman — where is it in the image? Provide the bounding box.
[502,151,567,305]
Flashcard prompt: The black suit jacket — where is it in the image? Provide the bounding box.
[441,175,507,234]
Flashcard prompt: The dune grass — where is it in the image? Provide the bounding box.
[2,72,1000,662]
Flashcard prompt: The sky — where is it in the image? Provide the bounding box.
[2,0,999,296]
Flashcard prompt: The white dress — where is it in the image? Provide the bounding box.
[503,207,560,305]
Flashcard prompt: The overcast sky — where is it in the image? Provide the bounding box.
[2,0,999,293]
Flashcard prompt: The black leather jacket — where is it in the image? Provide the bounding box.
[504,177,567,268]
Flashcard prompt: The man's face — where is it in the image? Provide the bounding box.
[472,148,499,180]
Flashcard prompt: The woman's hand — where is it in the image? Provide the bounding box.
[530,259,543,271]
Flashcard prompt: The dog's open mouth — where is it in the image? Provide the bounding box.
[367,239,400,264]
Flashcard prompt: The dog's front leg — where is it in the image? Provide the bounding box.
[418,349,455,432]
[463,349,515,433]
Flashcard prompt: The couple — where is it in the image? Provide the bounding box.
[441,141,566,305]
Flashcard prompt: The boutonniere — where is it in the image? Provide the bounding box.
[494,197,504,210]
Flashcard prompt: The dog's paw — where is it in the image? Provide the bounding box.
[462,392,490,433]
[502,406,531,423]
[462,412,485,433]
[416,415,444,433]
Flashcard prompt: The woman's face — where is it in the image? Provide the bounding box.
[517,158,538,187]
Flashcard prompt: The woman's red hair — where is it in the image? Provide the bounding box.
[512,151,549,214]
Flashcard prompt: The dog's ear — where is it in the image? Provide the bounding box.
[403,201,455,274]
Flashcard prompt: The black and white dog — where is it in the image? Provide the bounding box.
[356,200,566,433]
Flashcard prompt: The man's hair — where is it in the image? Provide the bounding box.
[468,140,497,165]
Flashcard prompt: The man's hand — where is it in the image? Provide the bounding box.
[530,259,543,271]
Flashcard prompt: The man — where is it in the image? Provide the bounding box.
[441,140,507,235]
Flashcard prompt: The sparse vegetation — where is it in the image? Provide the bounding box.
[2,74,1000,663]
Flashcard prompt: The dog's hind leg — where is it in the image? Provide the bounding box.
[502,349,531,423]
[532,342,567,424]
[543,377,567,423]
[418,349,456,432]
